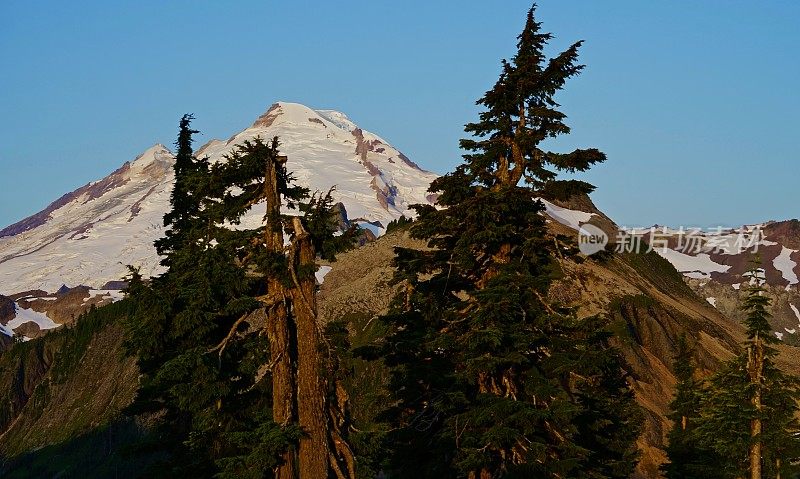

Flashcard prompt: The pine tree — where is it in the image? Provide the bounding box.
[458,7,605,197]
[125,120,291,477]
[367,5,641,478]
[155,114,203,265]
[697,262,800,479]
[125,120,355,477]
[661,335,724,479]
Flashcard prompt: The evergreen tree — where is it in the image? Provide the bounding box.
[125,119,354,477]
[155,114,203,265]
[661,335,724,479]
[697,263,800,479]
[366,6,641,478]
[458,7,605,197]
[125,120,291,477]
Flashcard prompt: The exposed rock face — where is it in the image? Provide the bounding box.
[0,286,119,343]
[11,321,41,339]
[317,229,429,324]
[0,191,79,238]
[251,102,283,128]
[331,202,352,231]
[0,295,14,325]
[351,127,404,209]
[0,339,55,438]
[765,219,800,250]
[128,185,159,222]
[0,317,138,458]
[19,286,116,326]
[100,280,128,290]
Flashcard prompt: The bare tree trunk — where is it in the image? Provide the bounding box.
[748,336,764,479]
[292,217,332,478]
[750,394,762,479]
[264,155,298,479]
[261,150,354,478]
[268,293,297,479]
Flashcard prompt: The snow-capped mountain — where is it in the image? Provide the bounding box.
[0,102,438,295]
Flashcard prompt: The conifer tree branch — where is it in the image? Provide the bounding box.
[207,312,251,357]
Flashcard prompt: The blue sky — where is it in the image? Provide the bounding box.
[1,1,798,228]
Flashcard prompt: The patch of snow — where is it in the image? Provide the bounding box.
[656,248,731,279]
[538,199,594,230]
[785,327,796,334]
[315,265,332,284]
[773,247,798,285]
[356,221,385,238]
[88,289,125,302]
[743,268,767,286]
[0,304,61,337]
[732,283,741,290]
[706,297,717,307]
[775,331,784,340]
[315,109,358,132]
[790,304,800,323]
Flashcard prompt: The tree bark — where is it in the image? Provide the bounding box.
[293,217,332,478]
[261,150,354,478]
[263,154,297,479]
[267,293,296,479]
[748,335,764,479]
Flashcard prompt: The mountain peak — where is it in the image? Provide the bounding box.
[249,102,361,133]
[131,143,170,164]
[251,102,305,128]
[128,143,173,178]
[0,101,438,294]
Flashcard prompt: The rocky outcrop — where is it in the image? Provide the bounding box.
[765,219,800,250]
[28,286,111,326]
[0,295,14,326]
[251,103,282,128]
[100,281,128,290]
[0,339,56,436]
[11,322,41,339]
[128,185,159,222]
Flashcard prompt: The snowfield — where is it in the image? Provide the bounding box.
[0,304,61,338]
[773,246,799,285]
[656,249,731,279]
[539,199,594,230]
